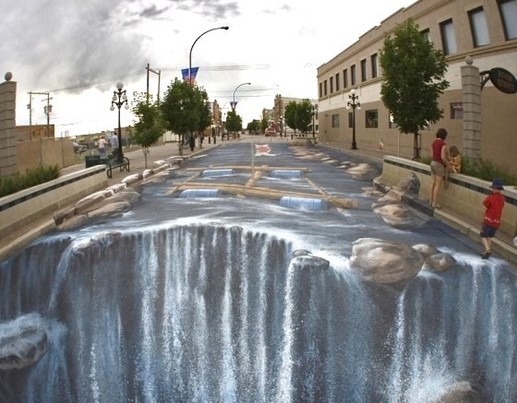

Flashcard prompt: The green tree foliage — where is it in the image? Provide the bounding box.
[246,119,260,134]
[285,99,313,133]
[0,165,60,197]
[131,92,165,168]
[225,110,243,134]
[260,117,268,133]
[380,19,449,160]
[160,78,210,150]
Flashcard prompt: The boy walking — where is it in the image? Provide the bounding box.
[480,178,505,259]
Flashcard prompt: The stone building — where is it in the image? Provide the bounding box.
[317,0,517,174]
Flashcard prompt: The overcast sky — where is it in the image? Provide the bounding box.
[0,0,414,137]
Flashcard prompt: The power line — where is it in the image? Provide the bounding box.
[48,64,273,93]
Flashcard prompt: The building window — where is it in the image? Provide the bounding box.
[319,82,323,98]
[332,114,340,128]
[336,73,340,92]
[499,0,517,40]
[371,54,378,78]
[450,102,463,119]
[351,65,356,86]
[469,7,490,47]
[440,19,458,55]
[365,110,378,128]
[324,80,328,96]
[343,69,348,88]
[330,76,334,93]
[361,59,367,82]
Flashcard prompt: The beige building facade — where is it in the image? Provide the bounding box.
[317,0,517,175]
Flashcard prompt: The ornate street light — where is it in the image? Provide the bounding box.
[311,104,318,137]
[110,82,129,161]
[346,89,361,150]
[189,26,229,85]
[231,82,251,112]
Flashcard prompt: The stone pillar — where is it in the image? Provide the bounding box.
[461,56,482,159]
[0,72,17,177]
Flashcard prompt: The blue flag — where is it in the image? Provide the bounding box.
[182,67,199,84]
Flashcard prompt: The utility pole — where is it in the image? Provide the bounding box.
[42,94,53,137]
[146,63,161,104]
[28,91,51,139]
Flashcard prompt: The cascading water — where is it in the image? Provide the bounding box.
[0,225,377,401]
[1,225,516,401]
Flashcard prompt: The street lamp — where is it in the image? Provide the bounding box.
[231,82,251,111]
[189,26,229,85]
[311,104,318,137]
[346,89,361,150]
[110,82,129,161]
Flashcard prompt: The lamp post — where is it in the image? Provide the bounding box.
[231,82,251,111]
[110,82,129,161]
[347,89,361,150]
[311,104,318,137]
[189,26,229,85]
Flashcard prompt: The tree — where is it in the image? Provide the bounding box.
[160,78,209,154]
[246,119,260,134]
[225,110,242,137]
[260,117,268,133]
[285,100,313,134]
[131,92,165,168]
[380,19,449,160]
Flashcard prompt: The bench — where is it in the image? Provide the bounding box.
[101,156,130,178]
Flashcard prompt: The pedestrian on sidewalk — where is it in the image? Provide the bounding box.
[480,178,505,259]
[97,136,108,158]
[189,135,195,152]
[109,132,119,156]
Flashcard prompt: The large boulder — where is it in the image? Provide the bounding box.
[394,172,420,194]
[429,381,485,403]
[349,238,423,284]
[0,313,49,370]
[424,252,457,272]
[87,201,132,219]
[347,163,379,181]
[373,203,419,228]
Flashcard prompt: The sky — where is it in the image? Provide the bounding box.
[0,0,415,137]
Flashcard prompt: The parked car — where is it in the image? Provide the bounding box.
[264,127,277,137]
[73,142,88,153]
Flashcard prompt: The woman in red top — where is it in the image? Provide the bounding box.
[480,178,505,259]
[429,128,450,209]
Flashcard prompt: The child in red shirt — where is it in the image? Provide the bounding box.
[480,178,505,259]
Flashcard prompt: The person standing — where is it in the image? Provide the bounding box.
[97,136,108,158]
[480,179,505,259]
[429,128,450,209]
[109,132,119,156]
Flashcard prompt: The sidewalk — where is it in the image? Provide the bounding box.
[320,140,517,265]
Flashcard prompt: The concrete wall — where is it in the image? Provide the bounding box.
[16,137,77,172]
[0,165,107,241]
[380,156,517,240]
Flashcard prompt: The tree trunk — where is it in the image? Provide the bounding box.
[413,132,421,160]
